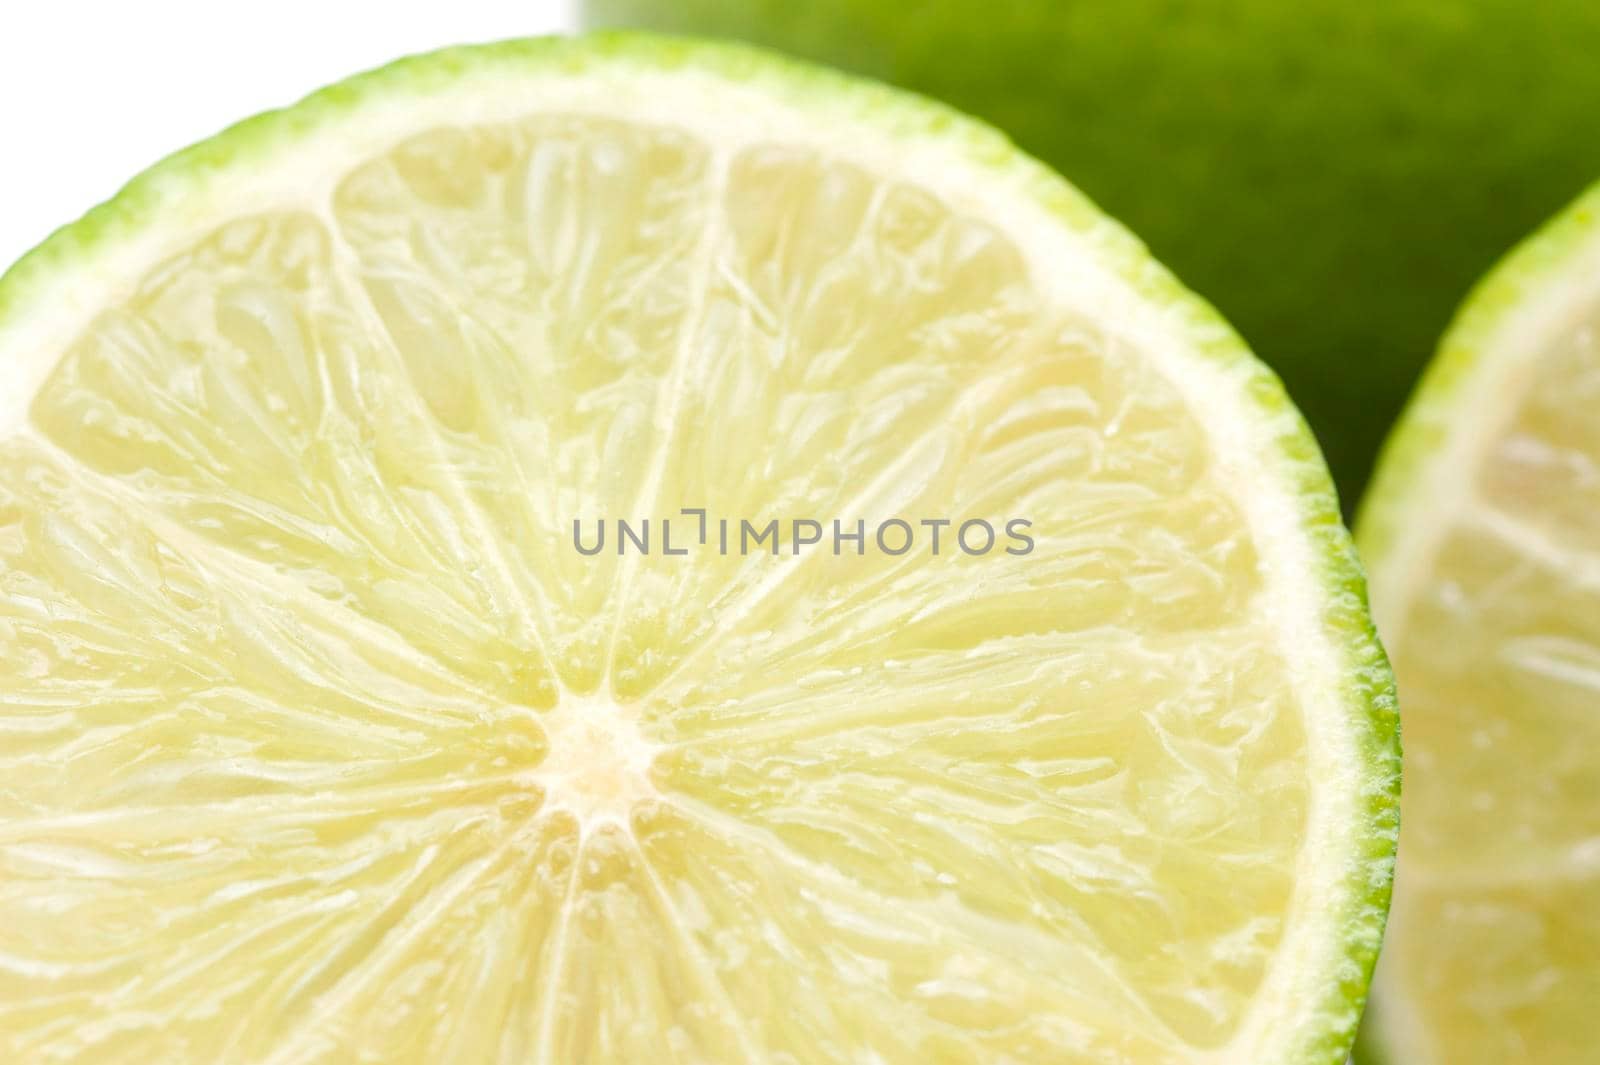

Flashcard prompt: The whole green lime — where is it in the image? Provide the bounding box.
[584,0,1600,503]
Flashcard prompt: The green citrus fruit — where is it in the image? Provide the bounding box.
[584,0,1600,506]
[0,34,1396,1063]
[1356,181,1600,1065]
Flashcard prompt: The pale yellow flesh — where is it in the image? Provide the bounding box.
[0,115,1312,1063]
[1370,306,1600,1063]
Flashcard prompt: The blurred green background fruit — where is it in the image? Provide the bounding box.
[584,0,1600,505]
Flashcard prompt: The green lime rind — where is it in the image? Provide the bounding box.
[0,32,1399,1064]
[1356,177,1600,565]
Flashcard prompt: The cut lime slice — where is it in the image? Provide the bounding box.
[1357,182,1600,1065]
[0,35,1396,1064]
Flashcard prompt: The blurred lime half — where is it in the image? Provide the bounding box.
[1358,182,1600,1064]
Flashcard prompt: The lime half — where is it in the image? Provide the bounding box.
[1357,182,1600,1064]
[0,35,1396,1064]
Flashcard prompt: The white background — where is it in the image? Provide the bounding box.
[0,1,577,269]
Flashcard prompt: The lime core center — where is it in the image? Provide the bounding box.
[532,696,662,830]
